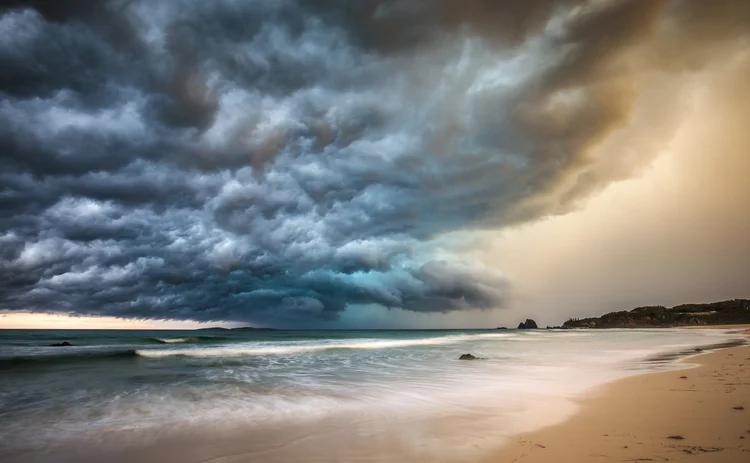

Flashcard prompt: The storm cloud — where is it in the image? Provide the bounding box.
[1,0,747,326]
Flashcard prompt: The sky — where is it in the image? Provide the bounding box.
[0,0,749,329]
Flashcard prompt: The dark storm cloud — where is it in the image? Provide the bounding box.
[0,0,744,325]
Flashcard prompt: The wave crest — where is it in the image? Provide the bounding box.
[152,337,196,344]
[136,333,514,358]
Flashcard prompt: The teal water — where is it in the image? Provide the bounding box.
[0,328,744,462]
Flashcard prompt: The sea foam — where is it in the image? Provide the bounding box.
[135,333,515,358]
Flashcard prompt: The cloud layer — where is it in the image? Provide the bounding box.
[1,0,747,325]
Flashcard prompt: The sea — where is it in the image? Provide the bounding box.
[0,328,745,463]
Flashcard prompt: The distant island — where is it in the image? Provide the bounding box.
[561,299,750,328]
[196,326,275,331]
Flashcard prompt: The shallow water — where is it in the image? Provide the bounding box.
[0,328,743,462]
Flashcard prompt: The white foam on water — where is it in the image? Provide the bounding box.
[153,337,195,344]
[136,333,517,358]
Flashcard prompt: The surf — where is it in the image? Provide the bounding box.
[135,333,516,358]
[152,337,197,344]
[148,335,235,344]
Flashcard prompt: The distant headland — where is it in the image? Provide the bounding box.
[196,326,275,331]
[560,299,750,329]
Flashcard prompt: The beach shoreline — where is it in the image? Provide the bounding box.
[679,324,750,331]
[3,328,748,463]
[484,329,750,462]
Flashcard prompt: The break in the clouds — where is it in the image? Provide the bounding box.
[0,1,748,326]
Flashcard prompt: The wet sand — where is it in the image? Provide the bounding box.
[486,333,750,463]
[681,325,750,331]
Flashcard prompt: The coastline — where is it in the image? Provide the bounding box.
[3,328,749,463]
[485,329,750,462]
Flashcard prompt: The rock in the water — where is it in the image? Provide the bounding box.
[459,353,484,360]
[517,319,538,329]
[50,341,73,347]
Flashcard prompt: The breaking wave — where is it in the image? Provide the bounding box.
[136,333,515,358]
[152,337,196,344]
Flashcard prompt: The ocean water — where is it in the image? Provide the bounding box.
[0,328,744,462]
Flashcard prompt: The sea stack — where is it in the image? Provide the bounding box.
[517,319,538,329]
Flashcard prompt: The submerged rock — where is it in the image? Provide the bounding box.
[517,319,538,329]
[50,341,73,347]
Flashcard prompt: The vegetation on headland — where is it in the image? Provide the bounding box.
[561,299,750,328]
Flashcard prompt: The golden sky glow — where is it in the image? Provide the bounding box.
[478,52,750,325]
[0,312,219,330]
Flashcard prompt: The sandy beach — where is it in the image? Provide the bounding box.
[486,330,750,463]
